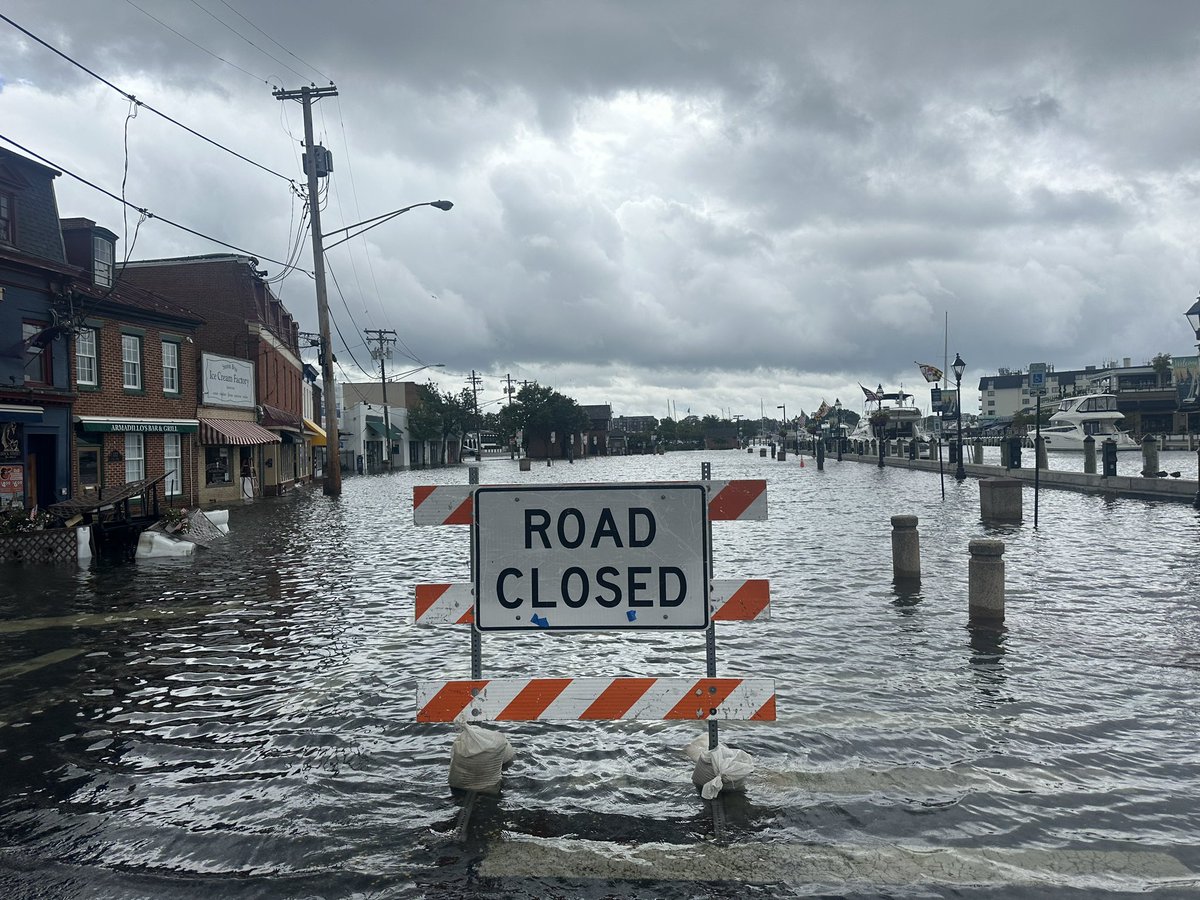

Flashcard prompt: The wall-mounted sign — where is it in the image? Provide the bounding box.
[202,353,255,408]
[0,422,21,463]
[0,463,24,507]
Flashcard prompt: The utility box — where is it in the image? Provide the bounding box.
[303,145,334,178]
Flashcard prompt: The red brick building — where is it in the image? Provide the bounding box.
[120,255,308,499]
[60,219,204,507]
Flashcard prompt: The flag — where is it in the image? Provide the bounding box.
[916,362,943,383]
[860,383,880,402]
[796,412,807,427]
[814,400,830,420]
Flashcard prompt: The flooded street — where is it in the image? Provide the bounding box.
[2,451,1199,898]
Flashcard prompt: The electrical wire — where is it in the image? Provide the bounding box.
[213,0,333,84]
[121,0,271,85]
[0,134,309,272]
[185,0,309,83]
[0,11,297,185]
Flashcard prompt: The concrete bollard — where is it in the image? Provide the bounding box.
[1141,434,1159,478]
[973,438,984,465]
[979,477,1023,523]
[1084,435,1097,474]
[1036,436,1047,470]
[777,449,787,461]
[519,458,532,472]
[968,539,1005,622]
[891,515,921,582]
[760,448,767,457]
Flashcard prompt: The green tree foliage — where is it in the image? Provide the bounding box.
[1151,352,1173,387]
[405,382,475,463]
[499,384,590,451]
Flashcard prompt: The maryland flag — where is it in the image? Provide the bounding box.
[814,400,831,420]
[916,362,943,383]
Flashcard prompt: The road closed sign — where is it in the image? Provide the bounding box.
[473,483,710,631]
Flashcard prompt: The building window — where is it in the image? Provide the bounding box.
[164,433,181,496]
[22,321,51,384]
[0,192,13,244]
[76,327,98,386]
[122,333,142,389]
[162,340,179,394]
[124,433,145,483]
[205,445,231,485]
[78,447,100,492]
[93,235,114,287]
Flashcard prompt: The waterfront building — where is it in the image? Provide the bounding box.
[120,255,308,497]
[581,404,612,456]
[0,149,75,510]
[612,415,658,435]
[59,218,203,508]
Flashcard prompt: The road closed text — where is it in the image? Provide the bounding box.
[473,485,710,630]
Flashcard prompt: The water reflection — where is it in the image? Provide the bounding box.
[1,453,1198,897]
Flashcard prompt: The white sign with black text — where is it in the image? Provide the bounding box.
[473,483,710,631]
[201,353,256,408]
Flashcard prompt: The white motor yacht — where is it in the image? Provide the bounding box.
[1040,394,1139,451]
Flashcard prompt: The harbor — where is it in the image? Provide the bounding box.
[2,450,1198,898]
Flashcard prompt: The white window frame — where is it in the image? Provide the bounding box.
[94,235,113,287]
[163,433,181,496]
[124,432,145,484]
[76,327,97,386]
[122,334,142,389]
[162,340,179,394]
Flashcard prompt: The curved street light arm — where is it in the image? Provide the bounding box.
[323,200,453,251]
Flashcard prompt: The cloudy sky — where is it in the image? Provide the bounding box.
[4,1,1200,419]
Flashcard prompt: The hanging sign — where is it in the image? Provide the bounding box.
[473,483,710,631]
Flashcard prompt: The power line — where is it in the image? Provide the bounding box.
[0,133,309,273]
[185,0,309,82]
[121,0,271,85]
[213,0,333,84]
[0,11,297,185]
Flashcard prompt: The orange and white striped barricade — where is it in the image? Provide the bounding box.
[417,676,776,723]
[414,578,770,626]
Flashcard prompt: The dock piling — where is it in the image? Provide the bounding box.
[968,539,1005,623]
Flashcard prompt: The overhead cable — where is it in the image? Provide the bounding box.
[0,11,295,185]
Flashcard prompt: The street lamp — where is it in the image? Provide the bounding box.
[953,352,967,481]
[1186,294,1200,508]
[835,398,842,461]
[311,199,453,496]
[777,405,787,452]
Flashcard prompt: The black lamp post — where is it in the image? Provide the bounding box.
[835,398,843,461]
[777,404,787,452]
[1187,294,1200,508]
[953,352,967,481]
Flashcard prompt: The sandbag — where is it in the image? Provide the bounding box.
[686,734,754,800]
[448,720,514,794]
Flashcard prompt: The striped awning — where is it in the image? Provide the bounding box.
[200,418,280,446]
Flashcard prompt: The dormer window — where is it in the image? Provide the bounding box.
[94,235,114,287]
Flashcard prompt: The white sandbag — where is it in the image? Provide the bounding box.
[686,735,755,800]
[76,526,92,561]
[135,531,196,558]
[204,509,230,527]
[448,719,514,794]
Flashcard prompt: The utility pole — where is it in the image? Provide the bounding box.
[466,370,483,457]
[365,328,397,472]
[274,82,340,496]
[504,373,516,405]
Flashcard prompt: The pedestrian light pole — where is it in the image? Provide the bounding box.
[365,329,397,472]
[835,398,843,461]
[953,352,967,481]
[777,404,787,452]
[1186,294,1200,508]
[275,83,453,497]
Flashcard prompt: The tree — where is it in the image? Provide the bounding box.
[1151,352,1173,388]
[405,382,474,464]
[502,384,590,456]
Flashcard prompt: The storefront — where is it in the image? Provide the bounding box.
[303,417,326,479]
[197,416,279,506]
[73,416,201,507]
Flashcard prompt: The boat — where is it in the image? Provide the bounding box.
[1040,393,1139,451]
[849,389,933,448]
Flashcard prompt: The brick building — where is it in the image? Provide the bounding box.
[59,218,204,507]
[120,255,308,498]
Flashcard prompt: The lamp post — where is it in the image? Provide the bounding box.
[311,198,453,496]
[835,398,842,461]
[1186,294,1200,508]
[953,352,967,481]
[732,413,743,448]
[777,405,787,452]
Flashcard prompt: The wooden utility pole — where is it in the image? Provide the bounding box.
[365,328,397,471]
[274,83,340,495]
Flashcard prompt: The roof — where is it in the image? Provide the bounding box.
[48,474,169,515]
[74,277,206,326]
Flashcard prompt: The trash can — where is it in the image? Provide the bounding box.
[1007,436,1022,469]
[1102,438,1118,477]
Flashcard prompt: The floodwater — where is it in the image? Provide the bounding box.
[1,451,1198,899]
